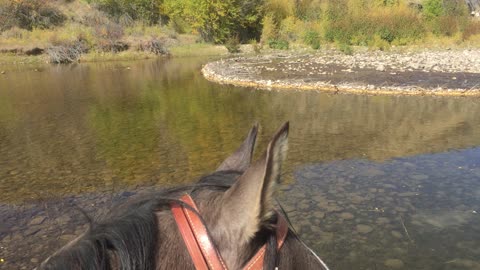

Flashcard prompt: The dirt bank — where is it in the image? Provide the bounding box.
[202,49,480,96]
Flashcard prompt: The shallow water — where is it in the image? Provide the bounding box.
[1,57,480,269]
[283,149,480,270]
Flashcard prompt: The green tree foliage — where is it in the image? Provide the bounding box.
[92,0,163,25]
[303,30,321,49]
[423,0,469,36]
[423,0,445,20]
[162,0,264,43]
[295,0,322,20]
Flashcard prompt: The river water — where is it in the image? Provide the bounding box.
[0,57,479,269]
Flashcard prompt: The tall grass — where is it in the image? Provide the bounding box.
[261,0,477,50]
[462,20,480,41]
[324,1,426,47]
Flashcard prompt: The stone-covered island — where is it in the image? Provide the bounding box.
[202,49,480,96]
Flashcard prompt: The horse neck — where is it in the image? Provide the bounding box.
[277,232,328,270]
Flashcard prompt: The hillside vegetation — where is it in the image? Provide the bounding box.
[1,0,480,63]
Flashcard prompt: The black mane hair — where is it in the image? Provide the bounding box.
[39,171,284,270]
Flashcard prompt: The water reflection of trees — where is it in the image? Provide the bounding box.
[1,58,480,203]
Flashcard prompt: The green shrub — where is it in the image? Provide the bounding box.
[324,22,352,44]
[268,39,289,50]
[162,0,263,43]
[92,0,162,25]
[310,38,321,49]
[225,36,241,53]
[168,17,188,34]
[370,34,391,50]
[261,14,279,42]
[279,16,299,41]
[423,0,445,20]
[378,27,394,43]
[424,0,468,37]
[303,30,321,49]
[295,0,322,20]
[265,0,296,20]
[432,15,459,36]
[338,43,353,55]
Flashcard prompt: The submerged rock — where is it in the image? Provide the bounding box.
[391,231,403,239]
[384,259,405,268]
[28,216,46,226]
[339,212,355,220]
[356,224,373,234]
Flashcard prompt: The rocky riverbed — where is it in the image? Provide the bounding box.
[202,49,480,96]
[2,148,480,270]
[0,190,135,269]
[280,147,480,269]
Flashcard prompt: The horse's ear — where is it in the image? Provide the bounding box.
[216,124,258,172]
[220,122,289,239]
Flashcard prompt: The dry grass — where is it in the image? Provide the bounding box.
[169,43,227,57]
[79,51,156,62]
[264,0,477,50]
[55,0,95,21]
[0,23,93,48]
[124,23,169,38]
[0,54,46,66]
[462,20,480,40]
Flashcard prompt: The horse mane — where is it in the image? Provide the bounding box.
[40,171,285,270]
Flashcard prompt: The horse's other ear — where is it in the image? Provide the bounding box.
[220,122,289,240]
[216,124,259,172]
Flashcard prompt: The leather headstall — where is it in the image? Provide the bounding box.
[171,194,289,270]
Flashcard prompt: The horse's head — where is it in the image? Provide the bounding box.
[38,122,328,270]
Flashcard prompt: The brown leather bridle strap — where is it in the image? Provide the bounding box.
[172,195,228,270]
[171,201,210,270]
[242,212,289,270]
[171,194,289,270]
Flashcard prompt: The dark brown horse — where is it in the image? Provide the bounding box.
[37,122,330,270]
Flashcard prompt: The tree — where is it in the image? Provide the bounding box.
[162,0,263,43]
[93,0,163,25]
[423,0,445,20]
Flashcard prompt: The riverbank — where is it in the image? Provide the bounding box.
[201,48,480,96]
[0,41,230,67]
[0,0,234,66]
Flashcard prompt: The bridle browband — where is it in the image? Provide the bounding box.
[171,194,289,270]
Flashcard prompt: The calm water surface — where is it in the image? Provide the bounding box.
[0,57,480,269]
